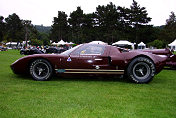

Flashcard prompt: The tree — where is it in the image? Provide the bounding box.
[166,12,176,26]
[80,13,96,43]
[68,7,85,43]
[95,2,120,43]
[30,38,43,46]
[0,16,5,42]
[129,0,151,43]
[50,11,68,42]
[38,32,50,45]
[147,40,164,49]
[164,12,176,43]
[117,6,132,41]
[5,13,24,42]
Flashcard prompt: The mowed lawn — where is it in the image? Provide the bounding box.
[0,50,176,118]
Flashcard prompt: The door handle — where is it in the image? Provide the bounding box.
[94,58,102,61]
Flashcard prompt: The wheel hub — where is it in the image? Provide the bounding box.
[37,67,45,75]
[133,62,150,80]
[33,62,49,79]
[136,68,144,76]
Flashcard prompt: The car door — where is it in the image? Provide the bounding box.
[59,54,80,69]
[58,44,124,75]
[72,44,113,72]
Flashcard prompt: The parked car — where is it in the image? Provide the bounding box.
[142,48,176,68]
[46,47,66,54]
[0,46,8,51]
[11,43,167,83]
[20,48,44,55]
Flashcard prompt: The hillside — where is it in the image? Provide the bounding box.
[35,25,51,33]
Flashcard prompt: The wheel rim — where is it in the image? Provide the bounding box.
[32,62,50,80]
[133,62,151,80]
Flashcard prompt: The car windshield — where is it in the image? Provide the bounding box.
[61,44,83,55]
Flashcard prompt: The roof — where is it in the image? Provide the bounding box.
[112,40,133,46]
[89,41,107,45]
[168,39,176,46]
[138,42,146,46]
[52,40,74,45]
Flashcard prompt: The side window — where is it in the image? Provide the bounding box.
[71,44,105,55]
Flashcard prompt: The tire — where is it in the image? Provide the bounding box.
[30,59,53,81]
[126,57,155,83]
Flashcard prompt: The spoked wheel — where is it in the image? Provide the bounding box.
[133,62,150,79]
[30,59,53,81]
[127,57,155,83]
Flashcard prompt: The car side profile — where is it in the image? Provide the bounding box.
[11,43,167,83]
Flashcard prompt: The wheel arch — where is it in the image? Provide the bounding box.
[27,57,55,74]
[124,55,156,83]
[124,54,155,73]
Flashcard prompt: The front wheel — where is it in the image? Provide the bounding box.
[30,59,53,81]
[126,57,155,83]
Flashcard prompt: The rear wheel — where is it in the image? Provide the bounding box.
[30,59,53,81]
[127,57,155,83]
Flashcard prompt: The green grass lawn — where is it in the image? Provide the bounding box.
[0,50,176,118]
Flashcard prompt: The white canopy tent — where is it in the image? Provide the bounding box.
[65,42,74,45]
[168,39,176,51]
[52,40,75,46]
[6,42,18,45]
[137,42,146,49]
[57,40,66,45]
[112,40,135,49]
[89,41,107,45]
[51,42,58,46]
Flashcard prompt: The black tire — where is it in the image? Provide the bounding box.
[30,59,53,81]
[126,57,155,83]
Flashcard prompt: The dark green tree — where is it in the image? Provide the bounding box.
[38,32,50,45]
[156,12,176,45]
[5,13,24,42]
[81,13,96,43]
[0,16,5,42]
[129,0,151,43]
[95,2,120,43]
[50,11,68,43]
[68,7,84,43]
[117,6,132,41]
[164,12,176,43]
[147,40,164,49]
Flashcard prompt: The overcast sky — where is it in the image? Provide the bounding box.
[0,0,176,26]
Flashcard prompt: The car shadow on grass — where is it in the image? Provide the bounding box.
[164,67,176,70]
[52,75,131,83]
[12,73,131,83]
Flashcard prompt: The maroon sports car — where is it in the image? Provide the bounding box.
[11,43,167,83]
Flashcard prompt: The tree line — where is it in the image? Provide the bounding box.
[0,14,50,46]
[0,0,176,48]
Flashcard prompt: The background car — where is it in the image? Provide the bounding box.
[20,48,44,55]
[46,47,66,54]
[0,46,8,51]
[11,43,167,83]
